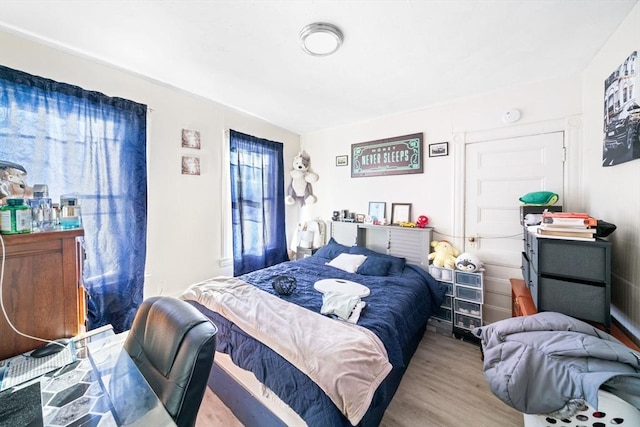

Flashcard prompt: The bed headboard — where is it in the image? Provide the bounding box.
[330,222,433,267]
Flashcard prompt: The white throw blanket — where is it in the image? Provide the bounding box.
[182,277,392,425]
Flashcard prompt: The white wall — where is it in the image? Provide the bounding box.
[0,30,301,298]
[581,3,640,342]
[301,76,582,240]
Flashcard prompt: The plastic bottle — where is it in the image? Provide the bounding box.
[0,198,32,234]
[60,199,82,229]
[28,197,53,231]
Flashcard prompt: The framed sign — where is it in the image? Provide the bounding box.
[351,133,423,178]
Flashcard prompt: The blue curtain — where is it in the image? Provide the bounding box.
[0,65,147,333]
[230,130,288,275]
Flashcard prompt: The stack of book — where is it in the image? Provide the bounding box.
[537,212,597,241]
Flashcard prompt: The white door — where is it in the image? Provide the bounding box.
[465,132,565,324]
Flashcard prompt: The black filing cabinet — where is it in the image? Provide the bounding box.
[522,229,611,330]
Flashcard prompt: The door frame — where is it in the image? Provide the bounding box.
[451,115,583,263]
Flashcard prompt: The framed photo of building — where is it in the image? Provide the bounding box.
[602,50,639,166]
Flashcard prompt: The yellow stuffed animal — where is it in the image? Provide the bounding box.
[428,240,460,269]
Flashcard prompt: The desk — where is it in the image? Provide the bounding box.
[0,328,175,427]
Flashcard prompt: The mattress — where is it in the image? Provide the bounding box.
[214,351,307,425]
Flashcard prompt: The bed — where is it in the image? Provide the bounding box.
[182,239,447,426]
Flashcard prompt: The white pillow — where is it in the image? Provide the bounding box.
[326,253,367,273]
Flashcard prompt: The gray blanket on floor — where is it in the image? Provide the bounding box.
[472,312,640,418]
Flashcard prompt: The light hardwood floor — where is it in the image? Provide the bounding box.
[195,330,524,427]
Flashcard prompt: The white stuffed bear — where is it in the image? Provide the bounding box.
[285,152,319,206]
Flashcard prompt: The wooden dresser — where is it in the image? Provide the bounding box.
[510,278,537,317]
[0,229,85,359]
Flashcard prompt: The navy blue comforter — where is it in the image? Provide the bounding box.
[189,256,446,426]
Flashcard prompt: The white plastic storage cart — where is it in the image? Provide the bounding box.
[452,270,483,344]
[427,265,454,336]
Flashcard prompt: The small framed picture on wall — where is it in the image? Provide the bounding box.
[182,129,201,149]
[181,155,201,175]
[336,155,348,166]
[429,142,448,157]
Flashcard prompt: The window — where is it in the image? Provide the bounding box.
[229,130,288,275]
[0,65,147,332]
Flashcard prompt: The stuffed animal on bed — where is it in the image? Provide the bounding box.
[428,240,459,269]
[285,152,319,206]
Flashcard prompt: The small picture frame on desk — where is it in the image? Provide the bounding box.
[368,202,386,223]
[391,203,411,225]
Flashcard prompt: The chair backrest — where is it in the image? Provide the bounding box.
[124,296,217,427]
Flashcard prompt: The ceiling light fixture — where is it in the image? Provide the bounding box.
[299,22,343,57]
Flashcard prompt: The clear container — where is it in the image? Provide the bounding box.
[60,199,82,229]
[0,198,32,234]
[455,271,483,288]
[454,285,483,303]
[28,197,54,232]
[454,299,482,317]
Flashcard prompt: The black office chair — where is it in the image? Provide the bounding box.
[124,296,218,427]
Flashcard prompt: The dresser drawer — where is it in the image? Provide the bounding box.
[539,277,608,324]
[521,252,530,285]
[454,271,483,288]
[454,299,481,317]
[454,313,482,331]
[537,239,610,282]
[454,285,483,303]
[441,295,452,310]
[433,306,452,322]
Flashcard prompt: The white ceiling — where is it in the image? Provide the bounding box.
[0,1,637,134]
